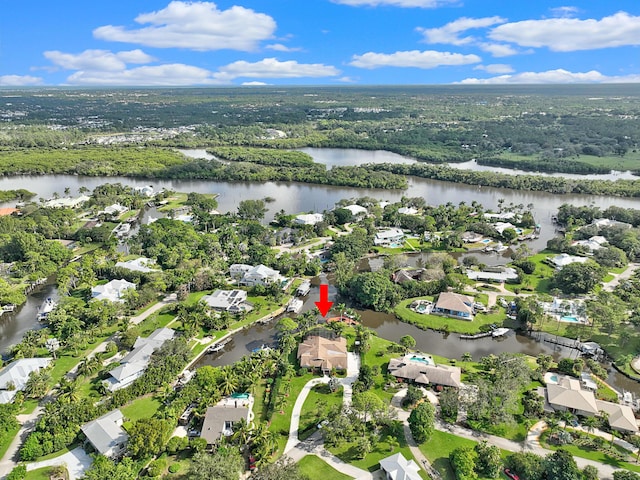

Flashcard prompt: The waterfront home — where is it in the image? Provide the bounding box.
[0,358,52,404]
[374,228,405,247]
[99,203,128,218]
[484,212,517,222]
[432,292,474,320]
[387,354,461,388]
[548,253,588,270]
[201,289,253,314]
[105,328,175,391]
[44,195,90,209]
[379,452,421,480]
[81,409,128,458]
[238,264,283,287]
[466,267,519,283]
[571,236,608,252]
[200,394,254,445]
[91,279,136,303]
[297,335,348,374]
[589,218,632,230]
[114,257,158,273]
[544,375,638,433]
[398,206,418,216]
[461,231,484,243]
[392,269,424,284]
[294,213,324,225]
[343,204,368,218]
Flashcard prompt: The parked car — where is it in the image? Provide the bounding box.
[504,468,520,480]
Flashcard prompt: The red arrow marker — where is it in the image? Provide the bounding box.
[315,284,333,318]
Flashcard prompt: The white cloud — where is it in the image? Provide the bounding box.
[458,69,640,85]
[419,16,506,45]
[338,76,358,83]
[549,6,580,18]
[66,64,218,86]
[473,64,513,74]
[214,58,340,81]
[241,81,268,86]
[350,50,481,69]
[44,49,154,72]
[332,0,457,7]
[93,1,276,51]
[489,12,640,51]
[477,43,520,57]
[265,44,302,52]
[0,75,43,86]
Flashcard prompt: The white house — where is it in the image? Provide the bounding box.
[398,206,418,215]
[572,236,608,252]
[374,228,405,246]
[494,222,517,235]
[589,218,632,230]
[229,264,253,280]
[44,195,90,209]
[466,267,519,283]
[379,452,421,480]
[549,253,588,270]
[105,328,175,391]
[201,289,252,314]
[239,265,283,287]
[0,358,52,404]
[91,279,136,302]
[294,213,324,226]
[81,409,128,458]
[134,185,154,197]
[342,204,368,217]
[100,204,128,217]
[114,257,158,273]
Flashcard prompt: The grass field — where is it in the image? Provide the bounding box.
[298,383,344,440]
[395,296,507,335]
[121,395,162,422]
[297,455,352,480]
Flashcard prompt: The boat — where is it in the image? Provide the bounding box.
[296,280,311,296]
[207,339,229,353]
[491,328,510,337]
[37,297,57,321]
[286,298,304,313]
[251,344,272,353]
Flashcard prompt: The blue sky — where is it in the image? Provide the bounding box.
[1,0,639,86]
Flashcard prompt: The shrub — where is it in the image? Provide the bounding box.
[168,463,180,474]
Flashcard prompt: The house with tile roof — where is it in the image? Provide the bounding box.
[432,292,474,320]
[297,335,348,374]
[387,354,461,388]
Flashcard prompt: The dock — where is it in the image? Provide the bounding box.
[460,332,492,340]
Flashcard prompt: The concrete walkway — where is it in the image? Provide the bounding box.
[26,447,93,480]
[284,376,330,455]
[603,263,640,292]
[0,407,42,479]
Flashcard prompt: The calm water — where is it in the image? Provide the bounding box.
[2,148,640,392]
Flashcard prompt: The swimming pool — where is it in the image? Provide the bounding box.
[416,305,429,313]
[231,393,250,399]
[549,374,558,382]
[480,239,491,244]
[560,316,580,323]
[410,355,434,365]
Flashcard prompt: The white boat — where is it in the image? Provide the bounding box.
[296,281,311,296]
[494,242,509,253]
[37,297,57,321]
[492,327,510,337]
[287,298,304,313]
[207,343,225,354]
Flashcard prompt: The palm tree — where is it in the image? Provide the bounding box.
[218,367,238,395]
[385,435,400,452]
[231,418,253,448]
[461,352,473,363]
[58,378,80,404]
[583,416,598,435]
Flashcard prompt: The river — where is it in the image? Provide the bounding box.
[1,148,640,393]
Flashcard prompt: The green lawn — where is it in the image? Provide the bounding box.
[328,422,422,474]
[121,395,162,421]
[298,383,344,440]
[419,430,509,480]
[540,431,640,473]
[395,297,507,335]
[24,466,66,480]
[268,373,315,455]
[297,455,352,480]
[495,151,640,171]
[504,252,556,294]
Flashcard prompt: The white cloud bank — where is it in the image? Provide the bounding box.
[458,69,640,84]
[489,12,640,51]
[419,16,506,45]
[44,49,154,72]
[350,50,481,69]
[60,57,339,86]
[473,64,514,74]
[93,1,276,51]
[332,0,457,7]
[0,75,43,86]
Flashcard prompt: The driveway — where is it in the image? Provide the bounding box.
[26,447,93,480]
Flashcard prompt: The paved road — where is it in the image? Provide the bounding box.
[603,263,640,292]
[26,447,93,480]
